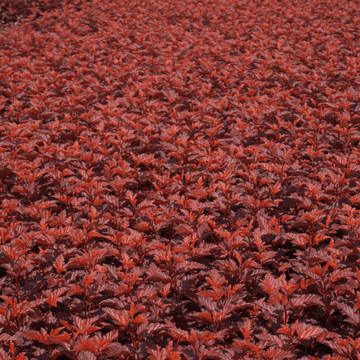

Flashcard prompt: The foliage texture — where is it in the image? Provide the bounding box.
[0,0,360,359]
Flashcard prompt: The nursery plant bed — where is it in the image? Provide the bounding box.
[0,0,360,359]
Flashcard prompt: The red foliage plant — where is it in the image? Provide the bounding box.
[0,0,360,359]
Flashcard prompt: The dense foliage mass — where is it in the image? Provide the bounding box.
[0,0,360,359]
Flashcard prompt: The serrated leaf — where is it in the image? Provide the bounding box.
[78,351,97,360]
[103,308,130,327]
[138,323,169,336]
[296,322,325,340]
[290,294,324,308]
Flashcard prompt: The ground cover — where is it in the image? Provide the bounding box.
[0,0,360,359]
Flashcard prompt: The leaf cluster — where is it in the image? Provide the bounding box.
[0,0,360,359]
